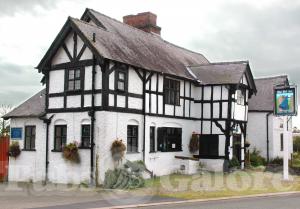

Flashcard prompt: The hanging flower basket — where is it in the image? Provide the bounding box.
[9,141,21,158]
[189,133,200,153]
[111,139,126,162]
[62,142,80,164]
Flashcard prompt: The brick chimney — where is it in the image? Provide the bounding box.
[123,12,161,35]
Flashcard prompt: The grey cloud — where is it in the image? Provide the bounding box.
[0,0,73,16]
[188,1,300,87]
[0,60,42,106]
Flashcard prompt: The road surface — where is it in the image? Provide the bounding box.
[132,193,300,209]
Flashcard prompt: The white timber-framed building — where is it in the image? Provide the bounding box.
[4,9,257,184]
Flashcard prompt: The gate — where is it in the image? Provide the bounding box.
[0,136,9,182]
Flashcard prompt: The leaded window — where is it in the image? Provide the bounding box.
[164,78,180,105]
[54,125,67,151]
[127,125,138,153]
[157,127,182,152]
[24,126,36,150]
[67,69,81,91]
[81,125,91,148]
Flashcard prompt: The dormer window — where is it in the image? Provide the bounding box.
[115,69,127,92]
[67,68,81,91]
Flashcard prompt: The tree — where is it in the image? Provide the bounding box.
[293,126,300,133]
[293,136,300,153]
[0,105,12,136]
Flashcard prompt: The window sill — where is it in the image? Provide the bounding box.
[51,150,62,152]
[126,152,140,154]
[22,149,36,152]
[158,150,183,153]
[78,147,91,150]
[165,103,181,107]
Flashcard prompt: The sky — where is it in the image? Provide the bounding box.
[0,0,300,126]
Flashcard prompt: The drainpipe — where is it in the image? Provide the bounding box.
[89,32,96,185]
[142,71,146,163]
[40,114,54,183]
[266,112,272,163]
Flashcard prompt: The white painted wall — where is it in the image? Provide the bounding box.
[247,112,293,160]
[9,118,46,182]
[48,112,91,184]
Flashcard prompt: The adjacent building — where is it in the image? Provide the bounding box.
[4,9,257,184]
[247,75,293,161]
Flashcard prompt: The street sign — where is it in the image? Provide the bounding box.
[274,86,297,116]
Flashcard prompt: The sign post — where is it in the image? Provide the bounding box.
[274,86,297,181]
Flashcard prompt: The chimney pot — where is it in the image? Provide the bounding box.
[123,12,161,35]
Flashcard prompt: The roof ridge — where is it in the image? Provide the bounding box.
[188,60,248,67]
[88,9,163,38]
[255,75,288,80]
[70,17,109,32]
[87,8,208,59]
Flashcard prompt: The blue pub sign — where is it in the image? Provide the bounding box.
[11,128,22,140]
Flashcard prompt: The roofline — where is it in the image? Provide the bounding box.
[248,110,273,113]
[84,8,209,62]
[255,74,288,80]
[187,60,248,67]
[2,115,44,120]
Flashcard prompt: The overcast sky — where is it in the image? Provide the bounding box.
[0,0,300,126]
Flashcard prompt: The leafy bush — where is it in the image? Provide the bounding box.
[250,148,266,167]
[9,141,21,158]
[111,139,126,162]
[294,136,300,152]
[104,160,145,189]
[189,134,199,153]
[62,142,80,163]
[229,156,240,168]
[269,157,283,165]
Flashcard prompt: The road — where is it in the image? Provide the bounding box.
[132,193,300,209]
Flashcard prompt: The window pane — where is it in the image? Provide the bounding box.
[75,69,81,78]
[55,137,61,150]
[68,81,74,90]
[62,137,67,146]
[69,70,74,79]
[55,127,61,137]
[75,80,81,90]
[82,125,90,137]
[81,125,91,147]
[31,127,36,136]
[118,81,125,90]
[176,93,180,105]
[150,127,155,152]
[25,137,31,150]
[127,126,138,152]
[31,136,35,149]
[119,72,125,80]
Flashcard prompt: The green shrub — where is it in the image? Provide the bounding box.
[269,157,283,165]
[250,148,266,167]
[229,156,240,168]
[293,136,300,152]
[104,160,145,189]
